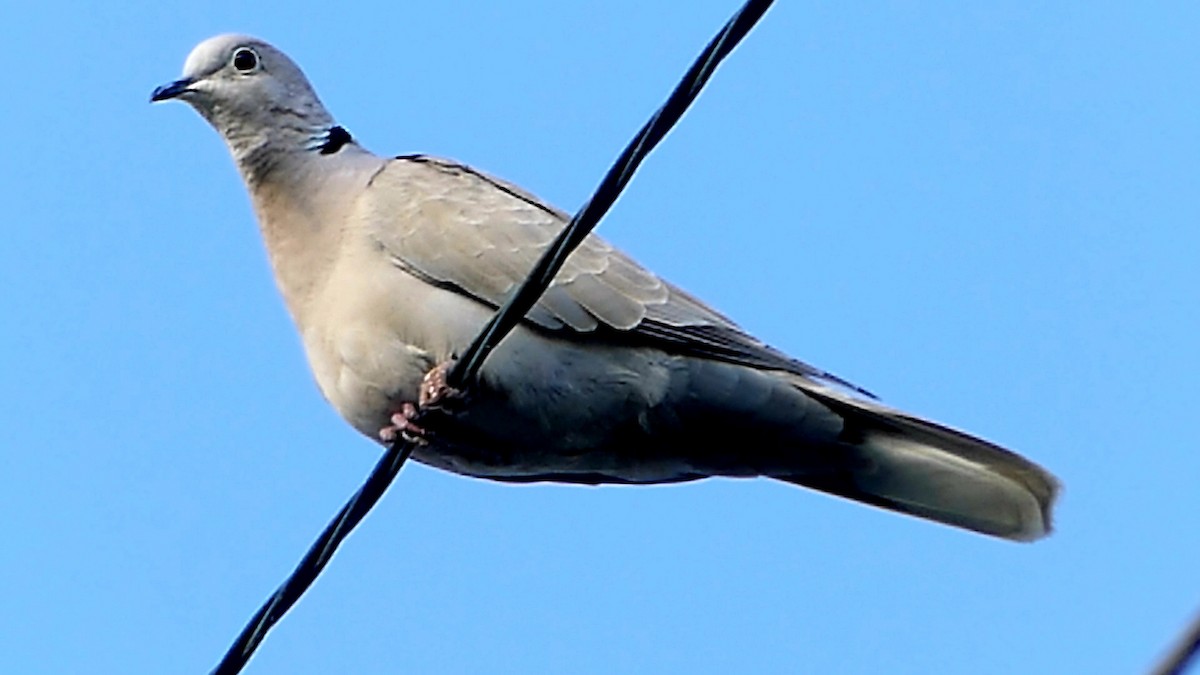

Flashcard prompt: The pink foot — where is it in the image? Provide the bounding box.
[378,360,464,444]
[378,402,430,444]
[418,359,462,409]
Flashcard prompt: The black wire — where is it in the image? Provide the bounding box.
[209,1,774,672]
[1152,610,1200,675]
[210,443,416,675]
[450,0,775,387]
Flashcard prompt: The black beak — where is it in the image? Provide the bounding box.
[150,77,194,102]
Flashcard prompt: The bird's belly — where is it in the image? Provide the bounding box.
[407,331,836,484]
[301,317,433,438]
[409,328,704,483]
[298,256,459,438]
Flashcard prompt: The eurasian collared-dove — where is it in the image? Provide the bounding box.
[152,34,1058,541]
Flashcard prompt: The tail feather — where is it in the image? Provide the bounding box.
[783,384,1059,542]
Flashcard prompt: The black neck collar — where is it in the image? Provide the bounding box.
[318,126,353,155]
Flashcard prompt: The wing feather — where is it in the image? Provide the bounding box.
[360,155,866,393]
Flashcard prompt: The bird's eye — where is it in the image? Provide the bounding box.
[231,48,260,73]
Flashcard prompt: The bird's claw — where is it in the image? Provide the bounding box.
[378,360,464,445]
[379,402,430,444]
[418,359,464,410]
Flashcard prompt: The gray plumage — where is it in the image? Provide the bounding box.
[153,34,1059,541]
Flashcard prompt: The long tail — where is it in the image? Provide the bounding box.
[781,384,1059,542]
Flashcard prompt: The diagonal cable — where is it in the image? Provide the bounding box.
[209,2,774,672]
[1151,609,1200,675]
[450,0,774,385]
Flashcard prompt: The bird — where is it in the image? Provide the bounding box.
[152,33,1058,541]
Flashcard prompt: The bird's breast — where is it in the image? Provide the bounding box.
[298,234,500,438]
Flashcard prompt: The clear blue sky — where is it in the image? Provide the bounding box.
[2,2,1197,673]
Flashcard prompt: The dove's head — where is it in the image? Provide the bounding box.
[152,35,339,164]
